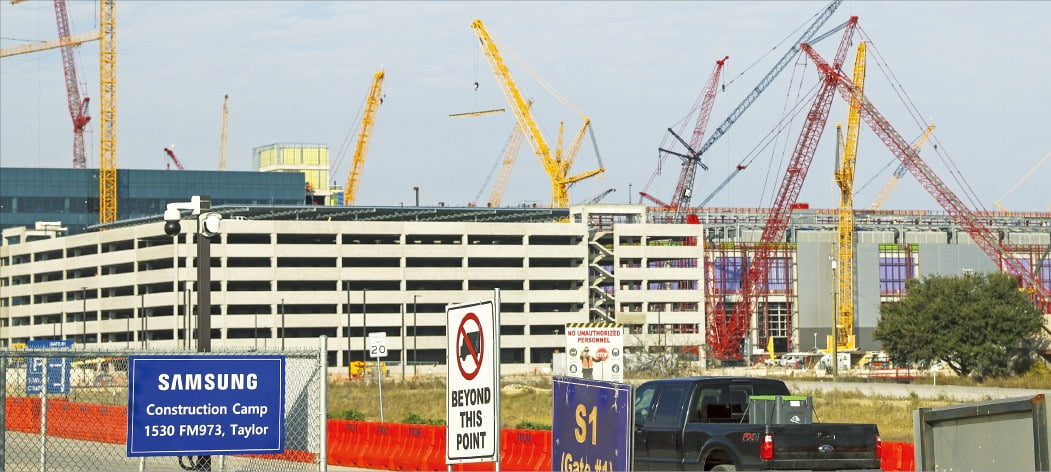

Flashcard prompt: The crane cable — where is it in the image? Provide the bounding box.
[859,27,985,211]
[759,57,813,209]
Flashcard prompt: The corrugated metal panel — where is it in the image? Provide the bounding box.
[795,242,833,330]
[1006,232,1051,245]
[904,231,948,244]
[919,244,999,277]
[741,229,763,242]
[855,243,882,351]
[857,231,894,244]
[795,230,835,243]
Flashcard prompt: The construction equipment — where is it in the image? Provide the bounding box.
[98,0,117,224]
[582,188,616,205]
[643,56,728,210]
[163,147,185,170]
[868,125,935,210]
[706,17,859,361]
[670,0,843,209]
[218,94,229,170]
[993,151,1051,213]
[449,108,505,118]
[470,18,604,208]
[487,120,527,208]
[1,1,100,169]
[342,69,385,206]
[802,42,1050,315]
[830,42,866,353]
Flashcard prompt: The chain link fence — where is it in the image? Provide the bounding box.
[1,342,326,472]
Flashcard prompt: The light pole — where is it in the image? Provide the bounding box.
[412,295,418,377]
[81,287,87,345]
[413,187,420,207]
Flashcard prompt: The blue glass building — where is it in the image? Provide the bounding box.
[0,168,306,234]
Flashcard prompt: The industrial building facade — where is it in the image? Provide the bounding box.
[2,200,1048,370]
[0,168,307,235]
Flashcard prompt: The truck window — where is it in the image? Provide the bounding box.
[690,388,722,423]
[634,384,658,424]
[651,385,688,426]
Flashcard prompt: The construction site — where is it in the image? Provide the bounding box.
[1,0,1049,368]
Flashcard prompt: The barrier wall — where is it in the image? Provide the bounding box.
[7,399,910,471]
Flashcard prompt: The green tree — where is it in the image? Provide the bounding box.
[874,272,1045,380]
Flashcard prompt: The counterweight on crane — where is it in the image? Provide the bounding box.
[343,70,385,206]
[471,18,603,208]
[707,17,859,361]
[869,125,935,210]
[831,41,866,353]
[803,43,1051,312]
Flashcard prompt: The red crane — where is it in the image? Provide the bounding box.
[802,43,1051,311]
[163,147,185,170]
[706,17,858,361]
[53,0,91,169]
[642,56,729,210]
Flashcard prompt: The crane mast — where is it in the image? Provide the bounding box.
[869,125,935,210]
[831,41,866,352]
[98,0,117,224]
[488,123,526,208]
[218,94,229,170]
[708,17,858,360]
[471,19,603,208]
[343,70,385,206]
[802,43,1051,312]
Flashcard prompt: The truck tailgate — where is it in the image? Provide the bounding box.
[765,423,882,470]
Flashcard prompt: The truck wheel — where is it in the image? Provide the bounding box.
[710,465,736,471]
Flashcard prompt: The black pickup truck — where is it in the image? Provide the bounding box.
[633,377,882,471]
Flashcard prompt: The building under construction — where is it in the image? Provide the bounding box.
[1,195,1047,369]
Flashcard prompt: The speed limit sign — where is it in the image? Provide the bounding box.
[368,332,388,358]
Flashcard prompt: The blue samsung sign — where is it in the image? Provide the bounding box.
[552,377,632,471]
[127,355,286,457]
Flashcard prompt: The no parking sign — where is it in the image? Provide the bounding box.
[446,293,501,465]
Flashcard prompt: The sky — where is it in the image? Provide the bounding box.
[2,1,1049,212]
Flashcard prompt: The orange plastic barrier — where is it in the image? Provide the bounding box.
[5,397,41,434]
[361,422,397,469]
[880,441,916,471]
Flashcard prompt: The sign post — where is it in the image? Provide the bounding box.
[446,290,500,467]
[551,377,632,472]
[368,332,387,422]
[126,355,285,457]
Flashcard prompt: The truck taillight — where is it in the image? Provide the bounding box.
[760,433,774,460]
[875,433,882,458]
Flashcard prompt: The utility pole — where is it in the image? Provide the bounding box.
[81,287,87,345]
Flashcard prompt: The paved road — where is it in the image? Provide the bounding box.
[784,379,1050,402]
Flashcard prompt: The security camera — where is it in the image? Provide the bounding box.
[163,208,181,236]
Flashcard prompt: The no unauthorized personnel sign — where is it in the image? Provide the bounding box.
[446,295,500,464]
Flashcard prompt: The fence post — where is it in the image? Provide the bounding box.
[320,335,329,472]
[0,355,6,471]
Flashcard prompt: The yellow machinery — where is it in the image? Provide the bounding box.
[98,0,117,223]
[994,151,1050,213]
[868,125,936,210]
[0,30,99,58]
[830,42,866,352]
[218,94,229,170]
[488,120,527,207]
[471,19,603,208]
[343,70,385,206]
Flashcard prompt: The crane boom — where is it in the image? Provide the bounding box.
[0,30,99,58]
[488,122,526,207]
[803,44,1051,311]
[708,17,858,360]
[343,70,385,206]
[218,94,229,170]
[53,0,91,169]
[653,56,728,210]
[677,0,842,209]
[163,147,185,170]
[832,41,866,352]
[98,0,117,224]
[471,18,603,207]
[869,125,935,210]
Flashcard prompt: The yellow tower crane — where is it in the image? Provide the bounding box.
[486,101,531,208]
[98,0,117,223]
[830,41,866,353]
[868,125,936,210]
[343,69,385,206]
[218,94,229,170]
[470,19,603,208]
